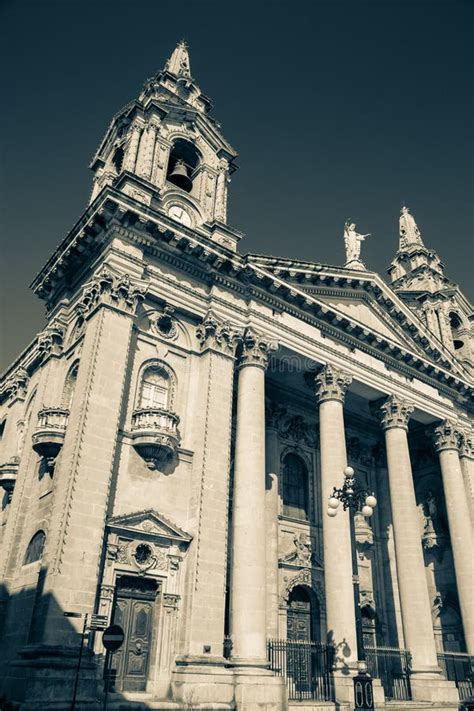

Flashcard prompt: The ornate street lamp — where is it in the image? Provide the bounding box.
[327,466,377,710]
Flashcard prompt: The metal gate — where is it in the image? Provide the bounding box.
[267,638,334,701]
[365,646,412,700]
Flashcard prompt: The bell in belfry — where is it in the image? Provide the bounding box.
[168,159,193,192]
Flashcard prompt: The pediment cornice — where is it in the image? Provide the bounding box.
[106,508,192,546]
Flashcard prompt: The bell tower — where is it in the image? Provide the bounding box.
[89,41,241,249]
[388,207,473,371]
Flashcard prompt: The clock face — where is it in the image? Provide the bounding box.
[168,204,192,227]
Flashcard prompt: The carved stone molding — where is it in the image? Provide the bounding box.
[149,305,178,340]
[459,431,474,459]
[238,327,277,370]
[280,569,325,611]
[4,368,29,403]
[163,593,180,610]
[37,320,65,360]
[314,364,352,404]
[376,395,414,431]
[196,310,242,356]
[77,266,147,318]
[280,414,318,448]
[265,399,287,430]
[432,420,461,453]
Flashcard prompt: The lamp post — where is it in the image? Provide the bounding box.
[326,466,377,710]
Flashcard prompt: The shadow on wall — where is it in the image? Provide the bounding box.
[0,580,153,711]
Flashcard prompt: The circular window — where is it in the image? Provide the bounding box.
[134,543,153,566]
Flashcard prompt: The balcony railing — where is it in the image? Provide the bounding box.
[438,651,473,701]
[131,408,181,470]
[267,638,334,701]
[0,456,20,501]
[31,407,69,458]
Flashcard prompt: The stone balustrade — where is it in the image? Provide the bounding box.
[0,457,20,501]
[31,406,70,458]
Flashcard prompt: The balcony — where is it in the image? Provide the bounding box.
[31,407,69,459]
[131,408,181,470]
[0,457,20,501]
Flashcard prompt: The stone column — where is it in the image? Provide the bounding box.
[265,401,284,639]
[459,430,474,519]
[315,365,358,672]
[378,396,457,702]
[230,328,277,665]
[433,421,474,655]
[230,329,286,711]
[123,122,142,173]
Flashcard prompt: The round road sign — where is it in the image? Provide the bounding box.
[102,624,125,651]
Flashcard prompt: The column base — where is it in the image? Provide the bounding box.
[234,668,287,711]
[410,674,459,703]
[171,661,287,710]
[171,660,234,706]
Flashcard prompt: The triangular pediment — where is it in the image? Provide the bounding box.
[304,290,427,355]
[247,255,464,376]
[107,509,192,545]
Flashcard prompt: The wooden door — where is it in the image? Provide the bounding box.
[109,576,158,692]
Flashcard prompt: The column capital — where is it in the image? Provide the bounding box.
[432,420,461,453]
[459,431,474,460]
[377,394,414,431]
[237,327,277,370]
[314,364,352,404]
[77,266,147,318]
[196,310,242,357]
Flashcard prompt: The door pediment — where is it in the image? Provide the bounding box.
[107,509,192,547]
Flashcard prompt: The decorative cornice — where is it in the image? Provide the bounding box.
[376,395,414,431]
[238,327,277,370]
[459,431,474,459]
[314,364,352,404]
[195,310,242,356]
[432,420,461,453]
[77,266,147,318]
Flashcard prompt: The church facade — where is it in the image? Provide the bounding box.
[0,42,472,710]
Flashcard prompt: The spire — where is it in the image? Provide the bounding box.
[399,206,424,250]
[165,40,192,79]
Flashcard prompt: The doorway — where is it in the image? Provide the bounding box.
[109,575,159,692]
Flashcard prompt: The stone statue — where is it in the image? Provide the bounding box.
[344,220,370,266]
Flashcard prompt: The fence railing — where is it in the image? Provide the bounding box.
[267,639,334,701]
[365,646,412,701]
[438,652,473,701]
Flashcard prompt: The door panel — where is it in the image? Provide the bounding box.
[109,579,157,692]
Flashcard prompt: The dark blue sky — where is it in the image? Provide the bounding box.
[1,0,472,370]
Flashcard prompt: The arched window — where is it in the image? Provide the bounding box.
[139,365,172,410]
[166,138,201,194]
[24,530,46,565]
[62,362,79,408]
[282,453,309,521]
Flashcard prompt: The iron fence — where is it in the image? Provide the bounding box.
[267,638,334,701]
[438,652,473,701]
[365,645,412,700]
